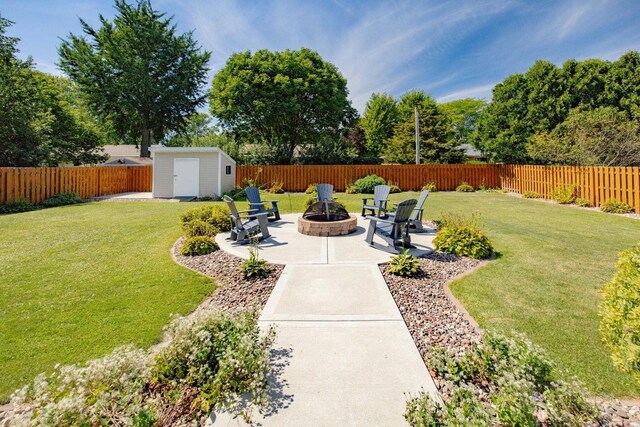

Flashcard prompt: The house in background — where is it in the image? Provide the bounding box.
[101,145,158,166]
[459,143,486,162]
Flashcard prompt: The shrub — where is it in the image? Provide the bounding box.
[600,199,633,214]
[40,192,83,208]
[388,181,401,193]
[522,191,542,199]
[8,311,276,425]
[351,174,387,194]
[551,184,576,204]
[10,345,153,426]
[180,205,231,232]
[436,211,483,230]
[599,243,640,382]
[267,181,284,193]
[575,197,592,207]
[421,182,437,192]
[241,242,271,279]
[0,198,36,214]
[305,183,317,194]
[405,333,600,426]
[180,236,219,256]
[183,219,219,238]
[153,310,275,415]
[433,226,493,259]
[456,181,475,192]
[345,181,356,194]
[223,187,246,201]
[389,250,422,277]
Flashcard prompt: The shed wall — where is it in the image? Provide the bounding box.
[153,152,218,198]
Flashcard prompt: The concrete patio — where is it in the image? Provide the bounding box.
[212,214,440,426]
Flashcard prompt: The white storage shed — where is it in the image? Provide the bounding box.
[149,147,236,198]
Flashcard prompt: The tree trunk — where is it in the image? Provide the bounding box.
[140,128,151,158]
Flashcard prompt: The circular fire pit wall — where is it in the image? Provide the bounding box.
[298,200,358,236]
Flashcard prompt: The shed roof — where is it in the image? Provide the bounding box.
[149,146,236,164]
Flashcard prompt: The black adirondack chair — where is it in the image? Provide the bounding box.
[245,186,280,221]
[388,190,429,231]
[223,195,270,243]
[361,185,391,217]
[365,198,417,253]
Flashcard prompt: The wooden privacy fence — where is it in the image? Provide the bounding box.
[501,165,640,213]
[0,166,152,205]
[236,164,501,192]
[1,164,638,213]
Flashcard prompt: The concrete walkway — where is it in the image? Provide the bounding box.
[212,214,439,426]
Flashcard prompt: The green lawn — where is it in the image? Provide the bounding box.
[0,192,638,401]
[0,203,214,401]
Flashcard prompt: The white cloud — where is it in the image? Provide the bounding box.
[177,0,515,111]
[436,83,495,103]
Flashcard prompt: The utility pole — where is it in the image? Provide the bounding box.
[415,105,420,165]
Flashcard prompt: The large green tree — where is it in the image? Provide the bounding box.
[0,17,108,166]
[383,90,462,164]
[475,51,640,164]
[528,107,640,166]
[360,93,398,157]
[210,48,353,165]
[438,98,487,147]
[59,0,210,157]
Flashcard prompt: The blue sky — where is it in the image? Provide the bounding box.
[3,0,640,112]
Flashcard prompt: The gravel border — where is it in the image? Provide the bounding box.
[380,252,485,358]
[171,237,283,313]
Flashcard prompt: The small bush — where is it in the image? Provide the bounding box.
[305,184,317,194]
[551,184,576,204]
[8,311,276,425]
[389,250,422,277]
[241,243,271,279]
[183,219,219,238]
[304,194,316,209]
[599,243,640,382]
[180,236,219,256]
[436,211,483,230]
[153,310,275,416]
[600,199,633,214]
[388,181,401,193]
[351,174,387,194]
[180,205,231,232]
[575,197,593,207]
[433,226,493,259]
[10,345,152,426]
[522,191,542,199]
[421,182,437,192]
[0,198,36,214]
[40,192,83,208]
[344,181,356,194]
[267,181,284,194]
[223,187,246,201]
[405,333,600,426]
[455,181,475,192]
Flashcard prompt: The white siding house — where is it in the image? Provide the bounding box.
[149,147,236,198]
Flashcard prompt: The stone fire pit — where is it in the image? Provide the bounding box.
[297,200,358,236]
[298,215,357,236]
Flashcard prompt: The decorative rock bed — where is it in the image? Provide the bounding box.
[171,238,283,312]
[381,252,483,357]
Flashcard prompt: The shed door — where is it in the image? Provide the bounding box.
[173,158,199,197]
